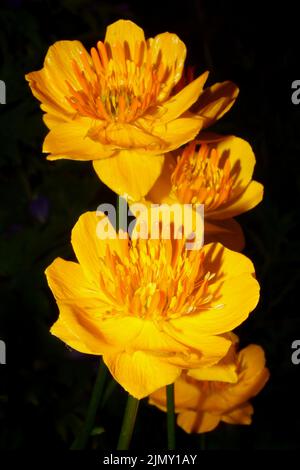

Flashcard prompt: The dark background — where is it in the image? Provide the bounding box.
[1,0,299,450]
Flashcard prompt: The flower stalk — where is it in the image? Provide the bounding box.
[71,359,108,450]
[117,394,140,450]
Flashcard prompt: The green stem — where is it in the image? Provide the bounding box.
[71,359,108,450]
[166,383,176,450]
[101,378,118,407]
[117,394,139,450]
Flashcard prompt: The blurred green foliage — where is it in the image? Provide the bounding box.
[0,0,299,450]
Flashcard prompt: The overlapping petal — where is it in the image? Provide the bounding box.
[93,151,164,200]
[43,118,117,161]
[104,19,146,60]
[104,351,181,399]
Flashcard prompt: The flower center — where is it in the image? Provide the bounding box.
[65,40,168,123]
[171,142,233,212]
[98,237,215,321]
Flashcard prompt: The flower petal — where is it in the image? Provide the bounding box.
[46,259,147,351]
[95,122,164,149]
[222,402,253,425]
[50,303,147,355]
[103,350,181,399]
[93,150,164,199]
[144,72,209,123]
[208,135,257,204]
[149,32,186,100]
[149,375,200,412]
[45,258,100,305]
[209,181,264,220]
[50,306,94,354]
[188,363,238,384]
[187,343,238,384]
[43,113,66,129]
[71,211,129,284]
[45,259,119,354]
[153,116,203,151]
[25,40,94,121]
[45,255,117,314]
[194,80,239,127]
[126,320,188,355]
[43,118,117,160]
[85,316,145,351]
[234,345,270,400]
[177,411,220,433]
[104,20,146,61]
[171,243,259,336]
[50,302,108,354]
[202,242,255,278]
[163,322,232,367]
[202,345,269,413]
[146,153,177,203]
[190,274,259,335]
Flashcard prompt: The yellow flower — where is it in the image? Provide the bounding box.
[149,344,269,433]
[26,19,238,200]
[45,211,260,399]
[146,134,263,250]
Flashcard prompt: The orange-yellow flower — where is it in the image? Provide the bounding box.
[146,135,264,250]
[26,20,238,200]
[149,343,269,433]
[45,211,260,399]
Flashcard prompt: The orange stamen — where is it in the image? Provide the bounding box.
[172,142,234,211]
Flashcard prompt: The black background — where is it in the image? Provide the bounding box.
[0,0,300,450]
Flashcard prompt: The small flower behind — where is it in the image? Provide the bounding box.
[145,134,264,250]
[45,211,260,399]
[149,342,270,433]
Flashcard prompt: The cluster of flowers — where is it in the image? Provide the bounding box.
[27,20,269,434]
